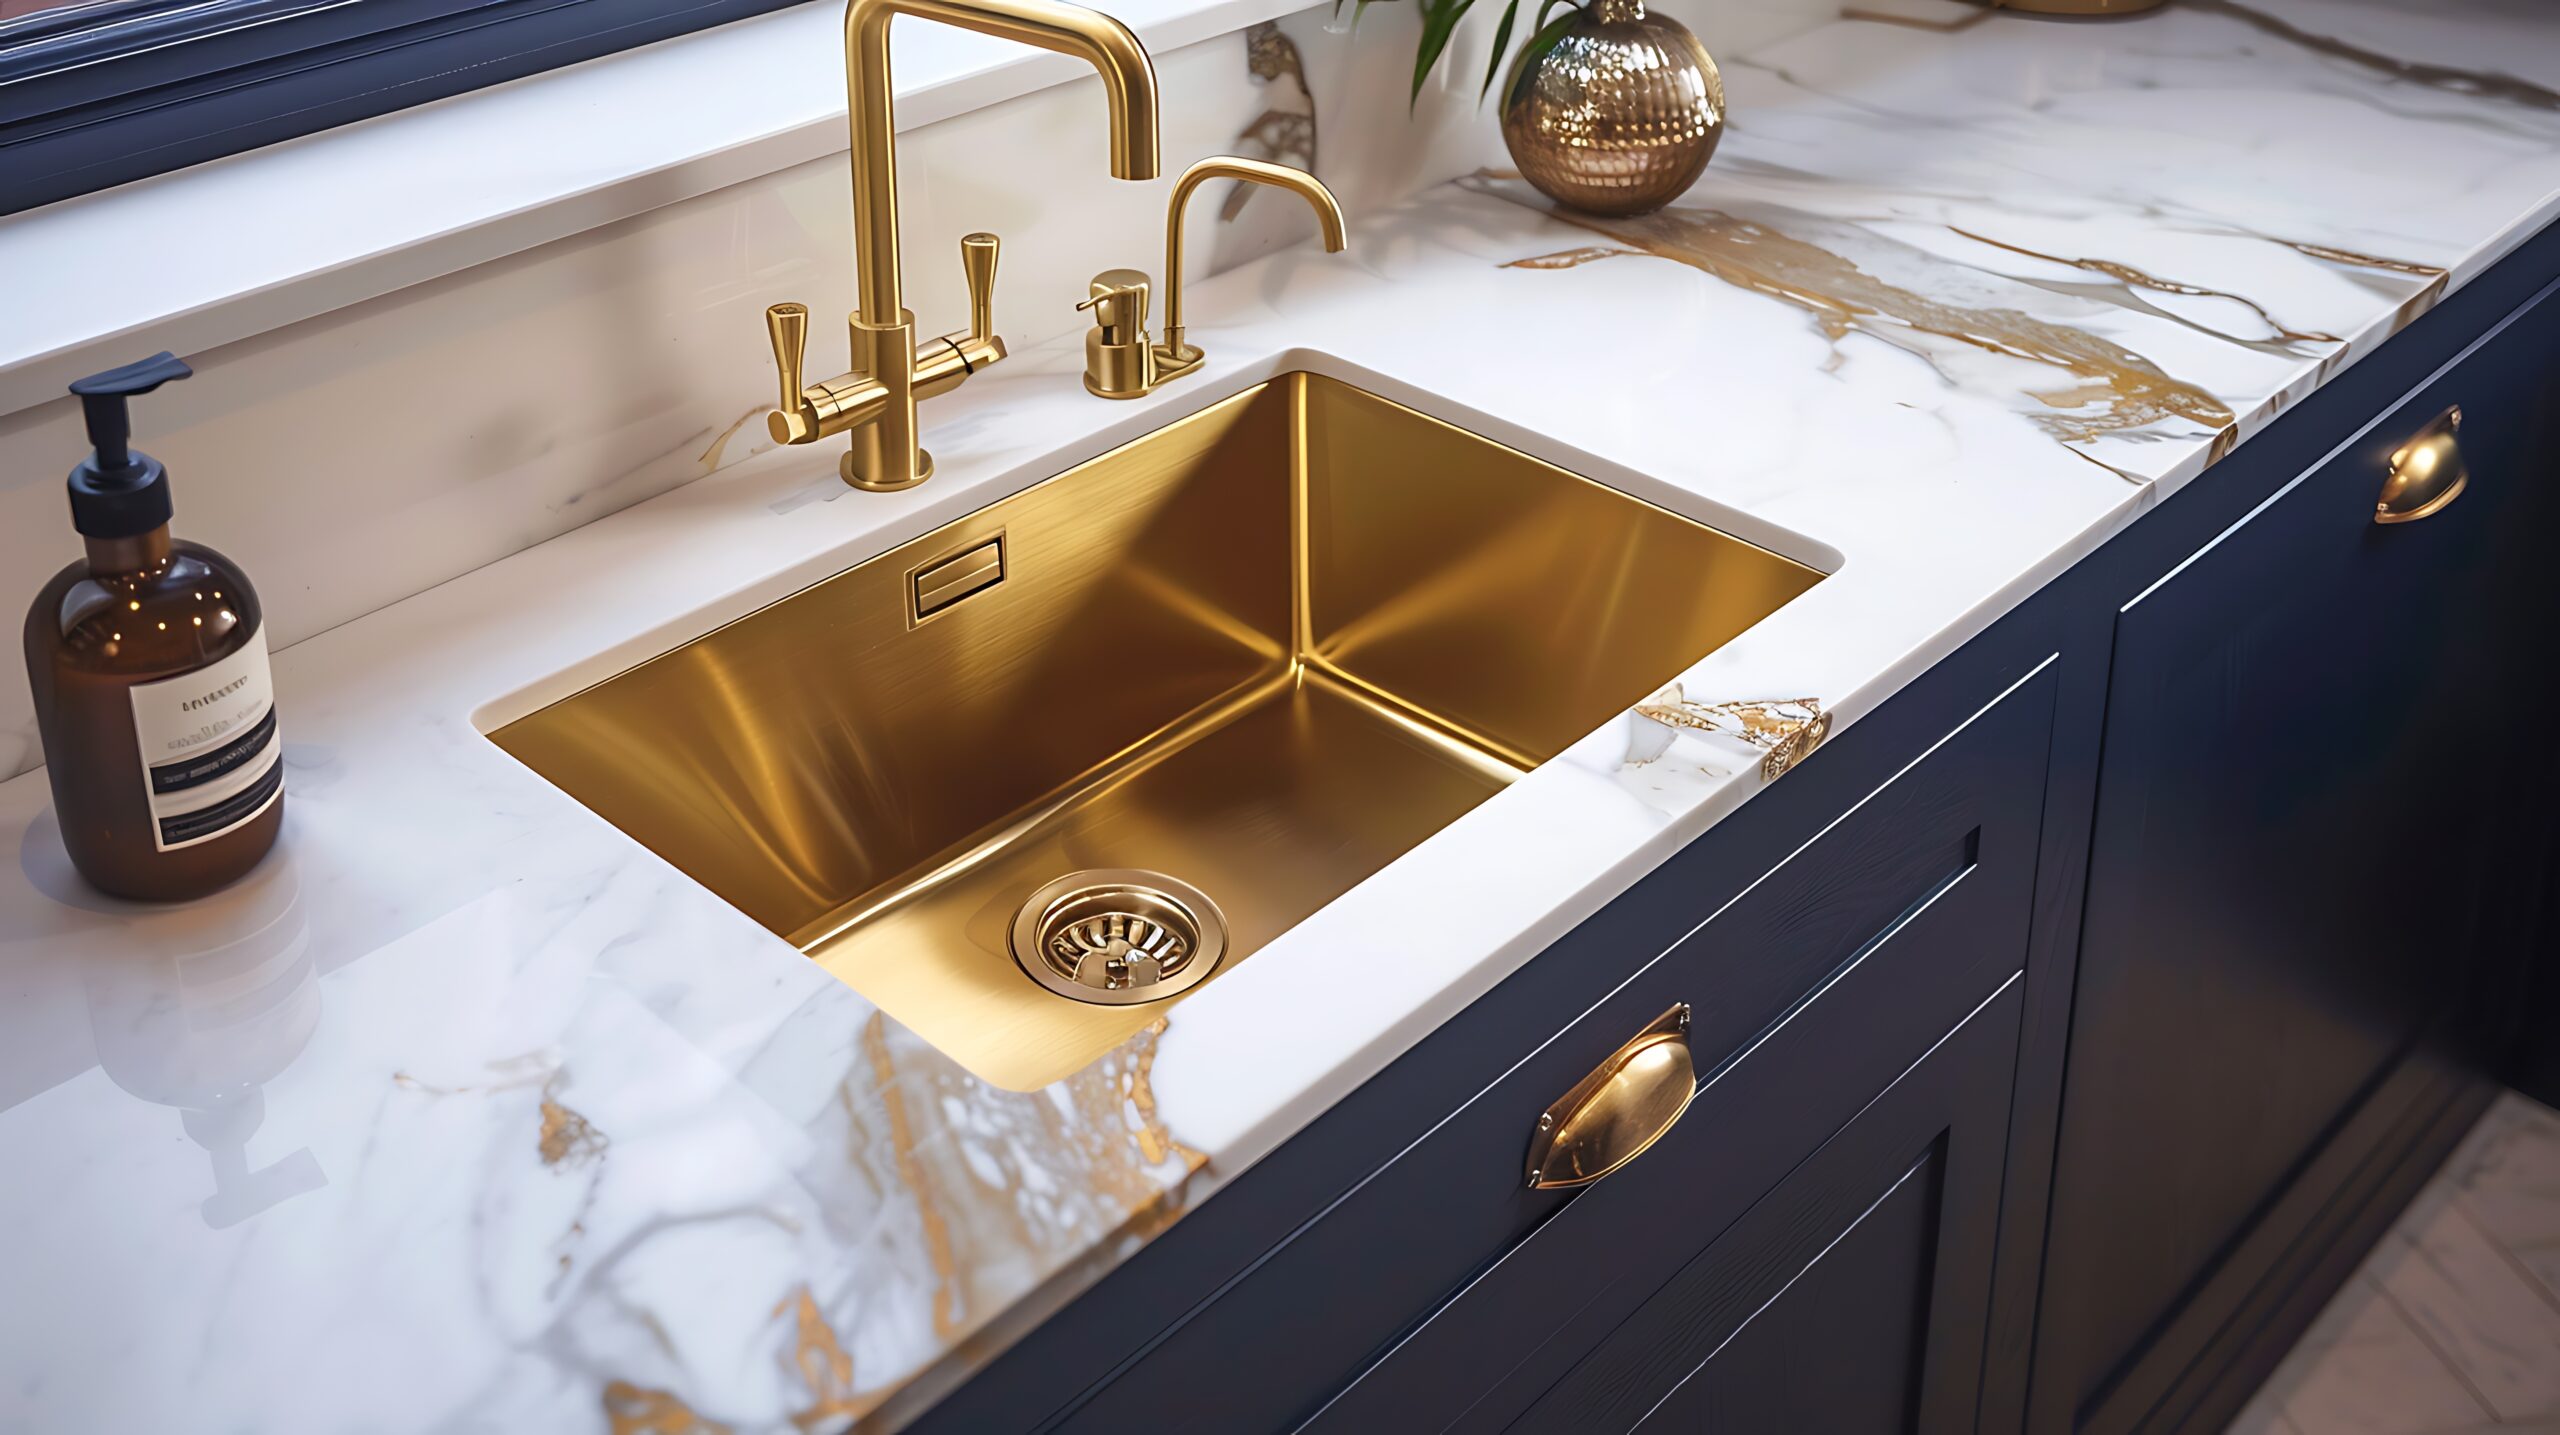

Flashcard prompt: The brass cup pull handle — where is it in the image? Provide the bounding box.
[2376,405,2466,524]
[1526,1003,1695,1190]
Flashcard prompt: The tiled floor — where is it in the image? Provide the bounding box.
[2229,1092,2560,1435]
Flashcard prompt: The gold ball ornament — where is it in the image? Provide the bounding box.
[1499,0,1725,217]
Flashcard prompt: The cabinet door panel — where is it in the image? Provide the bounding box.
[2036,275,2560,1432]
[1522,977,2023,1434]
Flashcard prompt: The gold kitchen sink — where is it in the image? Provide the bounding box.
[490,372,1824,1089]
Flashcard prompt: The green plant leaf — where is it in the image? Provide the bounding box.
[1504,3,1582,107]
[1410,0,1477,111]
[1477,0,1519,102]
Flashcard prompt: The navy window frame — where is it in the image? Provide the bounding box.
[0,0,807,216]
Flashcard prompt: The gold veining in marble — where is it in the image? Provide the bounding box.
[604,1381,732,1435]
[862,1013,965,1342]
[777,1286,870,1430]
[1636,689,1832,780]
[1948,227,2342,353]
[1106,1017,1190,1169]
[2270,238,2449,281]
[694,406,770,475]
[1506,245,1645,270]
[818,1010,1209,1386]
[1493,192,2236,462]
[539,1081,610,1170]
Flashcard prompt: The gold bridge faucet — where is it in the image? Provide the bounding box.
[763,0,1163,490]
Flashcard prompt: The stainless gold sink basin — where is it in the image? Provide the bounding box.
[491,372,1824,1089]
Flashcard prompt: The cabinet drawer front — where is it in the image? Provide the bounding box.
[1059,660,2059,1434]
[1518,976,2024,1435]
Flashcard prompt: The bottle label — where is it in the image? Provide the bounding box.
[129,631,282,852]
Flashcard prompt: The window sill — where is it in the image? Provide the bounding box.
[0,0,1299,417]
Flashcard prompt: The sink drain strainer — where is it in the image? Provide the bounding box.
[1010,869,1228,1005]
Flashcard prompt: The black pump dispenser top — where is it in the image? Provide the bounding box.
[66,351,192,540]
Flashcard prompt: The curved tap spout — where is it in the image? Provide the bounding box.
[1157,156,1347,374]
[845,0,1162,321]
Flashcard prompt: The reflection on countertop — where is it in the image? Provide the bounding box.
[10,817,321,1228]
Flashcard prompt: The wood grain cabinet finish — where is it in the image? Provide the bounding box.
[2028,273,2560,1435]
[1047,663,2061,1434]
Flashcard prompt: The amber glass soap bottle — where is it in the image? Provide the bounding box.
[24,353,281,900]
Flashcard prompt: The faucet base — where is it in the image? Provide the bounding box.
[842,448,933,490]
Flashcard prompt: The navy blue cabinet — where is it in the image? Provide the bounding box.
[2027,273,2560,1435]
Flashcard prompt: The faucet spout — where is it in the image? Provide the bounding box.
[1156,155,1347,374]
[844,0,1162,320]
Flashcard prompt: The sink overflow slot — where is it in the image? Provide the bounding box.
[909,534,1006,624]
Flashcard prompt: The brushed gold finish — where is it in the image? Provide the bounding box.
[1078,269,1158,400]
[959,231,999,346]
[1499,0,1724,218]
[1010,868,1228,1003]
[909,534,1006,621]
[491,374,1822,1089]
[1526,1003,1695,1189]
[765,303,812,442]
[2376,406,2467,525]
[1156,157,1347,382]
[763,0,1163,490]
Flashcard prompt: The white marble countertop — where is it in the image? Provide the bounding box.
[6,2,2559,1430]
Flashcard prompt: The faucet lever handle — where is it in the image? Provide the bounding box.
[958,233,1000,346]
[764,302,814,443]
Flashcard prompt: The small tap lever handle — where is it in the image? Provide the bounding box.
[764,302,814,444]
[959,233,1000,345]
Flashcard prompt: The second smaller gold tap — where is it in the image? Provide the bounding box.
[1078,156,1347,400]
